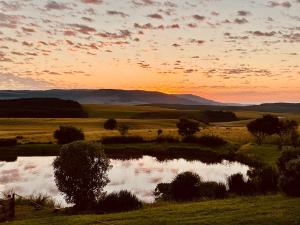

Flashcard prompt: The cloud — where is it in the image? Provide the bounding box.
[0,73,55,89]
[147,13,163,19]
[193,15,205,21]
[237,10,251,16]
[249,31,277,36]
[268,1,292,8]
[68,24,97,34]
[45,1,69,10]
[81,0,103,4]
[107,10,129,17]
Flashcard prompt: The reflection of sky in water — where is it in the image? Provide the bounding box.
[0,156,249,205]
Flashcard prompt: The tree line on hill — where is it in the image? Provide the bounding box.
[0,98,88,118]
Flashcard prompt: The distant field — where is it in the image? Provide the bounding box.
[0,104,299,143]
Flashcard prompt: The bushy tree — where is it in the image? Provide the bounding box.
[170,172,201,201]
[53,141,111,209]
[53,126,84,144]
[277,149,300,196]
[118,124,129,136]
[177,118,200,138]
[247,115,279,145]
[104,118,117,130]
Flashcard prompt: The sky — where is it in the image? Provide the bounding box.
[0,0,299,104]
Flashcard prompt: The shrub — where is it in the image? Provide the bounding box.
[277,149,300,196]
[97,190,142,213]
[177,118,200,137]
[247,166,278,194]
[53,141,111,209]
[104,118,117,130]
[156,135,179,143]
[154,183,171,201]
[118,124,129,136]
[170,172,201,201]
[157,129,163,137]
[0,138,17,147]
[183,135,227,147]
[227,173,251,195]
[102,136,144,144]
[198,182,227,199]
[53,126,84,145]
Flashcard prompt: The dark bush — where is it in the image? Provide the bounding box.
[247,166,278,194]
[156,135,179,143]
[97,190,142,213]
[198,182,227,199]
[277,149,300,196]
[227,173,251,195]
[102,136,144,144]
[183,135,227,147]
[177,118,200,137]
[170,172,201,201]
[154,183,171,200]
[53,126,85,145]
[104,118,117,130]
[202,110,238,123]
[118,124,129,136]
[0,138,17,147]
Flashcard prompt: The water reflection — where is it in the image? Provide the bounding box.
[0,156,249,205]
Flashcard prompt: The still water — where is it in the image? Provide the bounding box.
[0,156,249,205]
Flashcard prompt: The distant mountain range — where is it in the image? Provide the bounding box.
[0,89,231,105]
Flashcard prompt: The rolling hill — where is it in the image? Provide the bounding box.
[0,89,223,105]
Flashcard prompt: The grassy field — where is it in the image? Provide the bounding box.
[8,195,300,225]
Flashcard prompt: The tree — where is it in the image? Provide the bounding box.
[53,141,111,209]
[104,118,117,130]
[53,126,85,145]
[118,124,129,136]
[177,118,200,138]
[247,115,279,145]
[276,120,298,150]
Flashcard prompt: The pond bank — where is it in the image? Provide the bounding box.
[0,142,264,167]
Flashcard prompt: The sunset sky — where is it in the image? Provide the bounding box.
[0,0,299,103]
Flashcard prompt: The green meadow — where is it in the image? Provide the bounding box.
[1,104,300,224]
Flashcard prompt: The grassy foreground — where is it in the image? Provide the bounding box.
[9,195,300,225]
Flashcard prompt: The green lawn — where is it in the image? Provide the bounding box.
[8,195,300,225]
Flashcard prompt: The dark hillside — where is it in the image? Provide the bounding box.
[0,98,88,118]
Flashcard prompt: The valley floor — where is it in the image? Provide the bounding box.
[9,195,300,225]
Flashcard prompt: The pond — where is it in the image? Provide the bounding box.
[0,156,249,206]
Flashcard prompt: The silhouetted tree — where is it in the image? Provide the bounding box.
[118,124,129,136]
[247,115,279,145]
[53,141,111,209]
[104,118,117,130]
[53,126,85,144]
[177,118,200,138]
